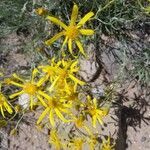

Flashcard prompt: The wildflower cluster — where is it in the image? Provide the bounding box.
[0,3,115,150]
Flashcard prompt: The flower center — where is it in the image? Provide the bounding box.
[75,117,84,128]
[89,108,96,116]
[46,67,56,76]
[48,99,58,108]
[23,82,37,95]
[59,70,68,79]
[66,26,79,39]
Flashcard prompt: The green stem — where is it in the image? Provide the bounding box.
[95,0,115,18]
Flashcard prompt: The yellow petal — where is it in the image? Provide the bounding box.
[79,29,94,35]
[46,16,68,29]
[97,108,109,116]
[59,107,71,113]
[87,95,91,102]
[37,75,49,87]
[37,95,47,107]
[55,109,68,122]
[56,61,62,67]
[61,36,68,49]
[92,115,97,128]
[97,116,103,125]
[38,90,50,100]
[4,102,13,114]
[74,83,78,92]
[93,98,97,108]
[9,90,24,99]
[0,106,5,118]
[45,31,64,46]
[71,60,78,69]
[10,81,24,87]
[12,73,24,82]
[70,4,78,26]
[102,108,109,116]
[37,108,49,124]
[49,110,55,127]
[49,76,59,92]
[69,74,85,85]
[68,38,73,54]
[70,60,79,73]
[77,12,94,27]
[75,40,86,56]
[31,68,39,83]
[83,126,93,136]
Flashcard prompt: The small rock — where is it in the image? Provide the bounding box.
[141,136,146,142]
[18,93,30,109]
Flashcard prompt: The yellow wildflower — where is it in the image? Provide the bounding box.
[88,134,99,150]
[0,93,13,118]
[101,137,115,150]
[74,115,85,128]
[49,59,85,92]
[53,81,79,104]
[35,7,48,16]
[73,115,92,135]
[86,96,109,128]
[45,4,94,55]
[49,129,64,150]
[69,137,85,150]
[9,69,48,109]
[58,59,84,84]
[39,59,85,93]
[66,93,84,114]
[38,57,60,85]
[37,92,72,127]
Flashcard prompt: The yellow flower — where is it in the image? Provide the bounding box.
[49,129,64,150]
[35,7,47,16]
[74,115,85,128]
[88,134,98,150]
[0,93,13,118]
[39,58,85,93]
[73,115,92,135]
[53,81,79,104]
[9,69,48,109]
[86,96,109,128]
[52,59,85,91]
[37,92,72,127]
[38,57,60,85]
[69,137,85,150]
[101,137,115,150]
[45,4,94,55]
